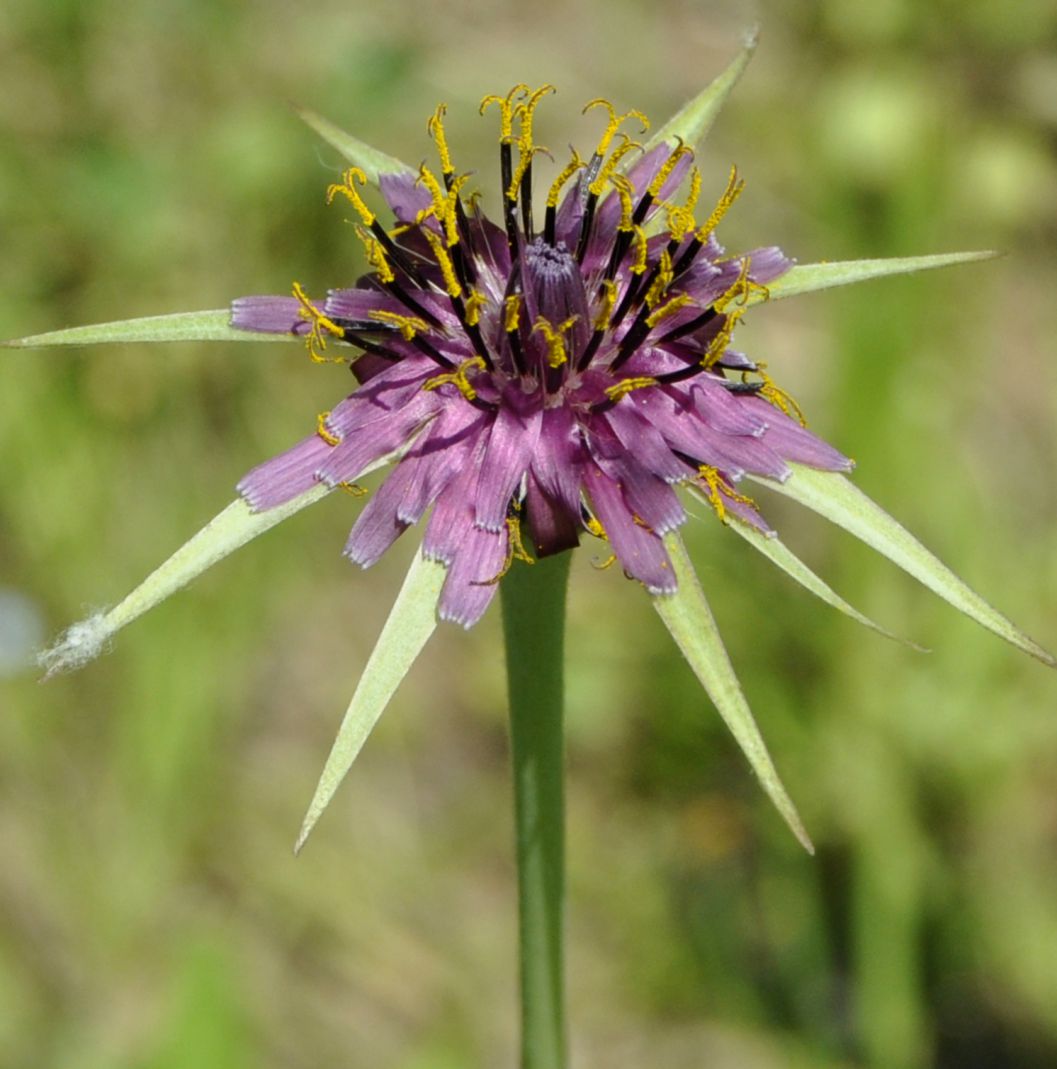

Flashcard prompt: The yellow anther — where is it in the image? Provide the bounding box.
[713,256,754,312]
[697,465,758,524]
[629,225,649,275]
[532,316,580,368]
[666,166,703,241]
[356,228,396,284]
[584,514,608,540]
[418,164,459,246]
[582,99,650,157]
[752,365,808,425]
[514,84,555,148]
[292,280,346,364]
[367,309,430,340]
[701,308,743,368]
[696,164,745,242]
[605,376,657,402]
[646,292,693,328]
[593,279,618,331]
[316,411,341,447]
[476,512,536,586]
[326,167,375,225]
[507,143,549,202]
[504,294,522,333]
[338,481,369,497]
[423,355,487,401]
[609,173,635,232]
[644,249,674,309]
[480,85,529,142]
[589,135,641,197]
[547,148,585,208]
[422,229,463,299]
[647,139,694,199]
[464,289,487,327]
[426,103,454,176]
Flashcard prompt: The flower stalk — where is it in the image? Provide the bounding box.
[501,552,571,1069]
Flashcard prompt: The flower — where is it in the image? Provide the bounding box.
[10,38,1050,849]
[227,85,849,628]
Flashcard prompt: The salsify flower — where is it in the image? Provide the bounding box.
[8,38,1052,854]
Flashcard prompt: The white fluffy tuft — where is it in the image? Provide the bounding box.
[37,611,112,679]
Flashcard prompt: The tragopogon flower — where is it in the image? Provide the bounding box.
[11,37,1051,849]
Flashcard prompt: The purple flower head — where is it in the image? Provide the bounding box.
[232,87,848,627]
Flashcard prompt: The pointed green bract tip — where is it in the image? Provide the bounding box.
[294,105,416,186]
[653,530,814,854]
[758,251,1001,307]
[294,551,447,854]
[755,466,1056,668]
[644,27,759,156]
[2,309,291,349]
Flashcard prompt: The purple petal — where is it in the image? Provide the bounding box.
[524,474,580,557]
[326,356,437,436]
[379,172,433,224]
[745,398,854,472]
[238,434,333,511]
[584,462,676,594]
[745,246,794,284]
[602,402,686,482]
[687,377,769,437]
[530,406,586,520]
[343,464,414,568]
[438,523,507,628]
[474,399,542,532]
[423,445,485,565]
[230,296,311,335]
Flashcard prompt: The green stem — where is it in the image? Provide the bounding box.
[501,550,571,1069]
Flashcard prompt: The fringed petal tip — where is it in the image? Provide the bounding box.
[38,611,112,679]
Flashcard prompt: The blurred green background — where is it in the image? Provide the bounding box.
[2,1,1056,1066]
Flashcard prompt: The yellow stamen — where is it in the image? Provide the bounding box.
[423,355,486,401]
[593,279,618,331]
[515,84,555,148]
[464,289,487,327]
[292,280,346,364]
[532,316,580,368]
[712,256,759,313]
[582,99,650,157]
[585,514,607,540]
[646,291,693,328]
[476,512,536,585]
[701,308,743,368]
[696,165,745,242]
[630,226,649,275]
[666,166,703,241]
[316,411,341,447]
[358,229,395,284]
[325,167,374,225]
[504,294,522,333]
[480,85,529,142]
[644,249,674,309]
[367,309,430,340]
[588,135,641,197]
[426,103,454,176]
[605,376,657,402]
[546,148,585,209]
[609,173,635,232]
[752,365,808,425]
[422,229,463,299]
[507,144,548,203]
[338,481,368,497]
[698,465,758,524]
[418,164,460,246]
[647,140,693,199]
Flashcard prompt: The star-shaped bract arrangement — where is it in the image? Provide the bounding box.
[8,36,1052,852]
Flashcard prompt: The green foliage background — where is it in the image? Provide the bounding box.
[2,2,1056,1066]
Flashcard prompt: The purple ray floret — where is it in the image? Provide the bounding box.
[230,88,851,627]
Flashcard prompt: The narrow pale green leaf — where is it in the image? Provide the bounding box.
[2,310,296,349]
[754,464,1055,666]
[39,485,331,677]
[752,251,999,307]
[294,106,416,185]
[295,550,447,853]
[644,28,758,155]
[653,530,813,852]
[717,502,924,650]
